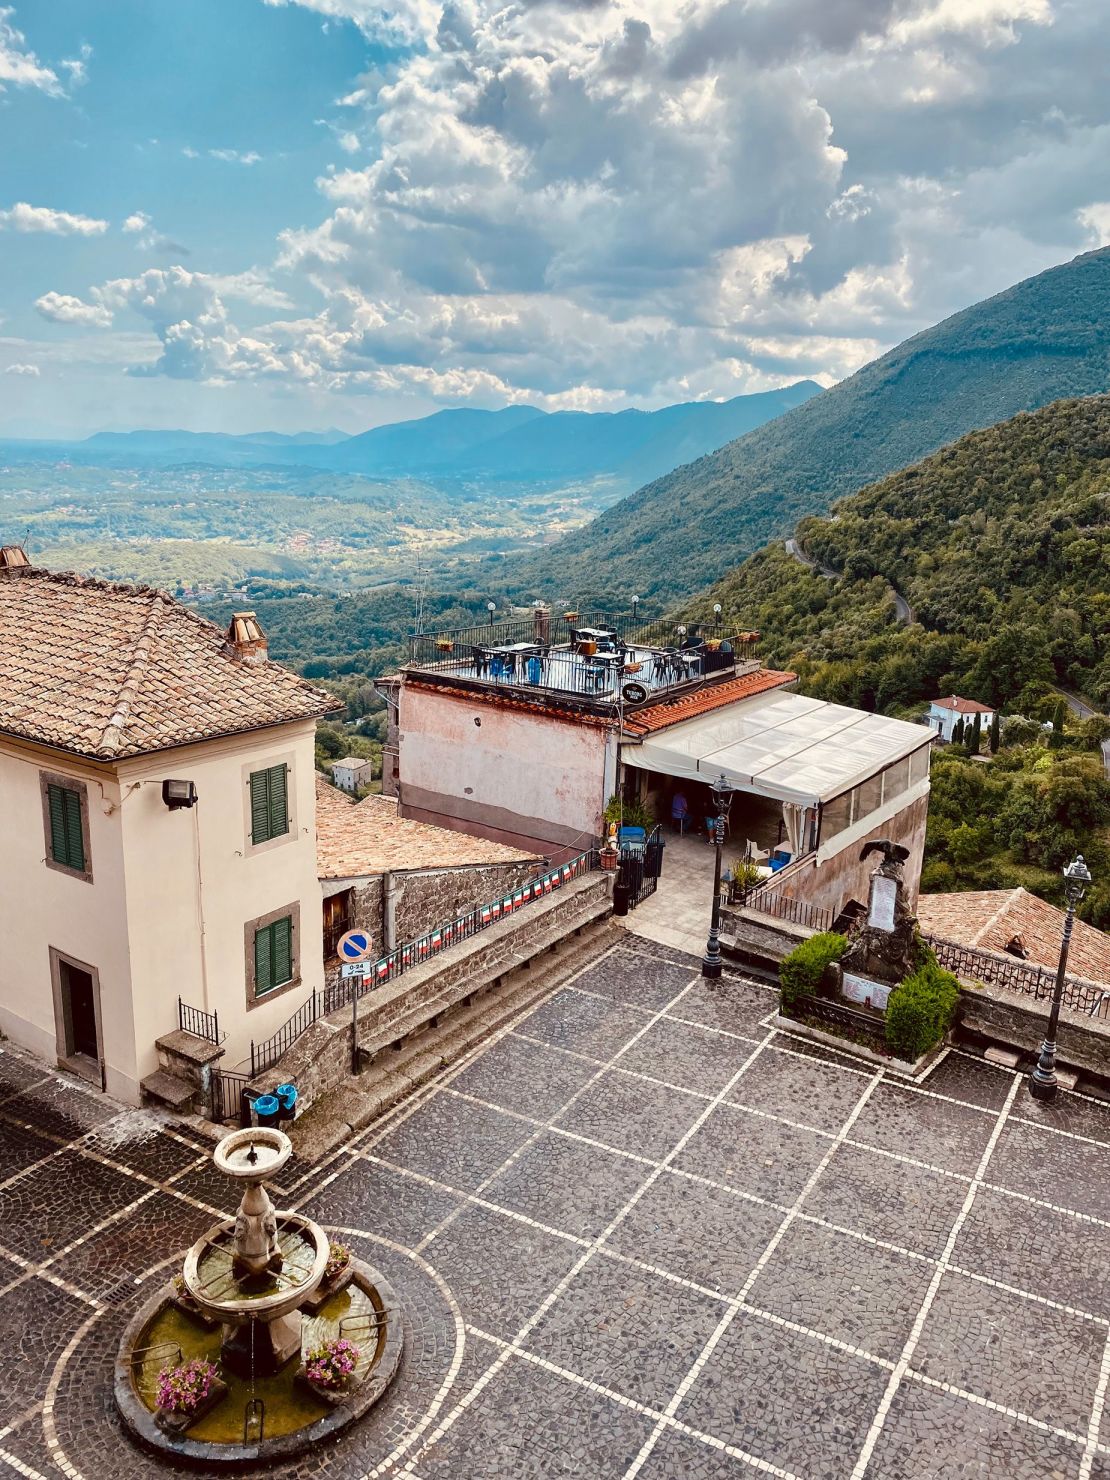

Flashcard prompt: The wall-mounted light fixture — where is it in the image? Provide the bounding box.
[161,779,198,811]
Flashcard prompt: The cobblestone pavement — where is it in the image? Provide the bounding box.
[2,936,1110,1478]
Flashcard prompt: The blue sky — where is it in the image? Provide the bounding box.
[2,0,1109,437]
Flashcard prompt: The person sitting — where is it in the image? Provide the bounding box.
[670,791,690,833]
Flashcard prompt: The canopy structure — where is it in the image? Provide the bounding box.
[626,689,932,808]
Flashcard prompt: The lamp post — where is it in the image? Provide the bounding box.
[702,773,734,979]
[487,600,496,628]
[1028,854,1092,1103]
[713,602,722,631]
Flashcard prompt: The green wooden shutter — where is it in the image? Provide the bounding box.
[254,923,273,994]
[48,784,85,871]
[268,765,288,838]
[272,916,293,986]
[249,765,288,844]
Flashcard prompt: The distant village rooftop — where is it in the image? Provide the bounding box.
[315,774,539,879]
[0,552,337,759]
[932,694,995,715]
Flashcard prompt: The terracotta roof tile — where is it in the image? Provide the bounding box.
[933,695,994,714]
[315,774,541,879]
[622,668,796,736]
[918,888,1110,986]
[0,566,338,759]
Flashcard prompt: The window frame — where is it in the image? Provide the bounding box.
[244,901,301,1009]
[241,752,297,855]
[39,771,93,883]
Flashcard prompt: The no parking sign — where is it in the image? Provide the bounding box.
[336,929,374,964]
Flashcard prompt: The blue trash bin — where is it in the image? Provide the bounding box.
[254,1093,280,1127]
[275,1083,298,1121]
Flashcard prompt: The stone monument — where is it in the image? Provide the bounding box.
[839,840,920,1008]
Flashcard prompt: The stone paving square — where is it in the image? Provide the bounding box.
[673,1099,832,1203]
[676,1307,893,1476]
[552,1066,708,1161]
[448,1030,598,1120]
[484,1129,648,1240]
[605,1170,784,1296]
[748,1217,936,1361]
[524,1254,729,1409]
[862,1377,1084,1479]
[911,1268,1106,1432]
[372,1091,535,1192]
[613,1014,757,1094]
[4,940,1110,1480]
[802,1138,972,1257]
[726,1042,873,1134]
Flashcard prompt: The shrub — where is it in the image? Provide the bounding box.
[603,794,655,830]
[779,932,848,1011]
[885,962,960,1061]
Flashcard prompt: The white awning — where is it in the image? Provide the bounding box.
[626,689,932,807]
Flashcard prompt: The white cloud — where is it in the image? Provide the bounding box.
[122,212,151,233]
[34,292,113,327]
[0,5,59,93]
[4,361,40,375]
[184,146,262,165]
[1077,203,1110,249]
[0,202,107,235]
[60,42,92,87]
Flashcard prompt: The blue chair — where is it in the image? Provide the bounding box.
[769,850,792,873]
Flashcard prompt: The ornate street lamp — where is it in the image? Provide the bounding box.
[1028,854,1093,1102]
[487,600,496,628]
[702,773,734,979]
[713,602,722,630]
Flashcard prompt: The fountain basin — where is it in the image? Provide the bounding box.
[182,1213,329,1327]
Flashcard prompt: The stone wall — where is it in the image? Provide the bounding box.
[324,858,541,989]
[721,908,811,971]
[958,983,1110,1080]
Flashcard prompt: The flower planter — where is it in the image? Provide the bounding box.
[155,1375,228,1436]
[622,662,643,674]
[599,847,619,872]
[299,1254,355,1315]
[434,640,453,653]
[295,1369,359,1409]
[705,639,722,652]
[579,640,597,656]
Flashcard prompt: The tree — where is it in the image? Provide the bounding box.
[1048,698,1067,750]
[989,711,1000,754]
[968,713,983,754]
[952,716,966,746]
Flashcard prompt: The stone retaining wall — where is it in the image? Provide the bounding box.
[958,983,1110,1079]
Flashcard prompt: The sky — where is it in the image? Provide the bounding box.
[1,0,1109,438]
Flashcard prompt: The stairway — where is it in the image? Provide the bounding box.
[141,1027,225,1115]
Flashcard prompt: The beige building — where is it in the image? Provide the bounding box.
[0,550,336,1104]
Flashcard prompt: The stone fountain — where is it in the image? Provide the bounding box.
[115,1126,403,1462]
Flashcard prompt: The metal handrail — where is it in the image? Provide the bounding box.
[177,996,223,1044]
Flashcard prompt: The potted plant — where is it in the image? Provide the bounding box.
[434,637,453,653]
[154,1357,226,1434]
[301,1241,355,1314]
[298,1337,362,1406]
[562,611,580,620]
[706,638,722,652]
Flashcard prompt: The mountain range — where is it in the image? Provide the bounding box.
[501,246,1110,603]
[1,381,821,491]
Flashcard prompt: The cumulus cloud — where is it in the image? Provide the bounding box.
[122,212,151,233]
[34,292,113,327]
[34,0,1110,411]
[0,5,59,93]
[4,361,40,375]
[0,201,107,235]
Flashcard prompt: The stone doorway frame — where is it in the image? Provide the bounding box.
[49,946,106,1089]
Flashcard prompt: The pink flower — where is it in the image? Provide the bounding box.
[155,1358,218,1413]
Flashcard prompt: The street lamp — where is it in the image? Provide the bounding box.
[702,773,734,979]
[1028,854,1093,1102]
[713,602,722,630]
[487,600,496,628]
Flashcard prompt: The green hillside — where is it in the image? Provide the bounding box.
[504,247,1110,604]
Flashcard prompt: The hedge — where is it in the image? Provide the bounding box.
[885,961,960,1061]
[779,932,848,1011]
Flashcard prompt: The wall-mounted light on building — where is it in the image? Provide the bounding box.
[161,779,198,811]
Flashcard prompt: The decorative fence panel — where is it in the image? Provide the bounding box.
[734,854,831,933]
[177,998,222,1044]
[617,825,663,910]
[247,848,599,1079]
[925,935,1110,1018]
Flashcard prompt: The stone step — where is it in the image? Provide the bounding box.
[154,1028,224,1090]
[287,915,620,1160]
[140,1069,199,1113]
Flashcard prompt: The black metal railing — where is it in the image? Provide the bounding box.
[925,935,1110,1017]
[744,891,834,933]
[781,993,887,1052]
[209,1067,252,1124]
[247,848,600,1079]
[323,916,352,961]
[178,997,223,1044]
[617,825,663,909]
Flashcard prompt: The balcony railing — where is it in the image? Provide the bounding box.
[925,935,1110,1017]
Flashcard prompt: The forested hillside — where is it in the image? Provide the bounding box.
[505,247,1110,603]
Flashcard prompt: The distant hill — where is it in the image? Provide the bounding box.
[503,247,1110,603]
[0,382,821,488]
[688,393,1110,712]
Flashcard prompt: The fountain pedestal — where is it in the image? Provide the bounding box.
[221,1311,302,1379]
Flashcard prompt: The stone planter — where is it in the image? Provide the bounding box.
[294,1369,359,1409]
[169,1284,219,1330]
[155,1376,228,1436]
[299,1256,355,1316]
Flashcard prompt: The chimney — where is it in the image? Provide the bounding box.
[0,544,32,579]
[532,600,551,644]
[225,611,269,663]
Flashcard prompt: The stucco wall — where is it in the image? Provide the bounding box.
[0,740,134,1099]
[398,684,610,857]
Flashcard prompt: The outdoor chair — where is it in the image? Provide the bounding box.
[744,840,770,864]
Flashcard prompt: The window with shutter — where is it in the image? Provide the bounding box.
[248,764,290,844]
[254,915,294,996]
[47,783,86,872]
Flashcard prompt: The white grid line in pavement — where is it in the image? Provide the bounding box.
[464,1323,806,1480]
[847,1071,1024,1480]
[413,968,707,1259]
[400,1026,778,1474]
[620,1064,886,1478]
[1080,1326,1110,1479]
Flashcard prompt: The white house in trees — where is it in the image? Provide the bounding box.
[927,695,995,743]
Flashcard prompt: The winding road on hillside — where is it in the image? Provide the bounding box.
[784,536,915,623]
